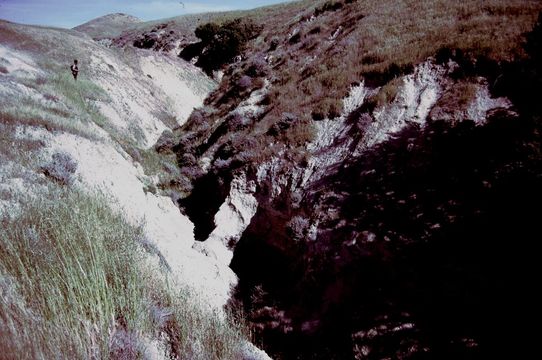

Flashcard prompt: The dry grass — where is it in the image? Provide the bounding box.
[0,121,45,166]
[253,0,541,123]
[364,77,404,110]
[175,0,541,167]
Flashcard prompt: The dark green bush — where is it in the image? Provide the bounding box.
[181,18,263,75]
[314,1,344,16]
[195,22,221,42]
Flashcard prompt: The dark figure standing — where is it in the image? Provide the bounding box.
[70,59,79,80]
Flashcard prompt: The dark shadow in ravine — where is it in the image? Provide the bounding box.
[232,111,542,359]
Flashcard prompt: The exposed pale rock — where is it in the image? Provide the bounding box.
[197,172,258,265]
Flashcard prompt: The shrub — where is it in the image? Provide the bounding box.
[363,62,414,87]
[155,130,176,153]
[311,98,342,120]
[268,37,280,51]
[309,26,321,35]
[179,41,205,61]
[361,54,383,65]
[267,112,297,136]
[133,33,158,49]
[238,75,253,89]
[315,1,344,16]
[288,31,302,44]
[184,19,263,75]
[246,55,269,77]
[286,215,311,241]
[41,151,78,185]
[284,119,316,145]
[364,77,404,110]
[195,22,221,42]
[227,112,252,131]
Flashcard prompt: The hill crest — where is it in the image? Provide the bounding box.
[73,12,142,39]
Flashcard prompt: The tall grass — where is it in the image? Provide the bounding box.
[0,187,250,359]
[0,188,151,359]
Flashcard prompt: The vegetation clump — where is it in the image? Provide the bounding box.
[180,18,263,75]
[314,0,344,16]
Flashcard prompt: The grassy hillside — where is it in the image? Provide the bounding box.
[110,1,314,47]
[0,19,251,359]
[76,0,542,118]
[213,0,541,122]
[0,20,118,140]
[0,186,249,359]
[153,0,541,196]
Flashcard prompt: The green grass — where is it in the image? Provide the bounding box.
[47,72,108,110]
[0,186,250,359]
[0,20,121,139]
[0,18,251,359]
[0,52,112,140]
[0,102,101,142]
[0,188,151,359]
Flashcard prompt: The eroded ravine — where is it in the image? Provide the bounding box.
[179,59,531,359]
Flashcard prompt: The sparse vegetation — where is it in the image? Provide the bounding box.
[364,76,404,111]
[0,67,109,141]
[0,121,45,167]
[41,151,78,185]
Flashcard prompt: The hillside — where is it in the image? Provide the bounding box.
[0,19,269,359]
[73,13,142,40]
[102,0,542,358]
[2,0,542,359]
[109,3,312,54]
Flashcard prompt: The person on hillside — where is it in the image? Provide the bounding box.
[70,59,79,80]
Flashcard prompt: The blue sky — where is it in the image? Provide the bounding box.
[0,0,291,28]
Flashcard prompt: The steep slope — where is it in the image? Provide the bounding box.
[0,19,270,359]
[119,0,542,358]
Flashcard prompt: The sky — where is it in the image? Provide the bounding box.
[0,0,291,28]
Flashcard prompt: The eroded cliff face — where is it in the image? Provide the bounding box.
[189,58,513,259]
[177,54,540,359]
